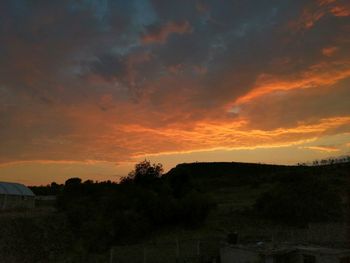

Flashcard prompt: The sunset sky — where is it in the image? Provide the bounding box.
[1,0,350,185]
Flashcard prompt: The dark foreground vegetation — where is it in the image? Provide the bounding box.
[4,159,349,262]
[25,160,212,261]
[56,161,213,253]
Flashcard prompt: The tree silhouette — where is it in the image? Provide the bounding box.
[121,160,163,185]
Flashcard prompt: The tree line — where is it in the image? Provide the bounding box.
[32,160,213,254]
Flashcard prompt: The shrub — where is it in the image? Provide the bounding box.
[254,175,343,225]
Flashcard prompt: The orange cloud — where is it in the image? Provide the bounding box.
[0,159,114,168]
[3,85,349,166]
[288,6,325,31]
[322,46,339,56]
[140,21,193,44]
[233,60,350,105]
[301,145,340,152]
[116,116,350,158]
[330,3,350,17]
[289,0,349,31]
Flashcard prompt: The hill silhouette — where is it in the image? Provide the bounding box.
[165,161,350,188]
[165,161,349,225]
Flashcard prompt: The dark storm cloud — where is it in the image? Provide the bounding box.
[0,0,137,102]
[0,0,349,165]
[143,1,298,99]
[1,0,348,105]
[81,0,348,109]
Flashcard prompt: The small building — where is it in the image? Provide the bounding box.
[0,182,35,210]
[221,243,350,263]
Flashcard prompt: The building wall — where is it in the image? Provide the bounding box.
[0,194,35,210]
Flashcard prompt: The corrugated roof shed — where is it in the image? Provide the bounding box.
[0,182,35,196]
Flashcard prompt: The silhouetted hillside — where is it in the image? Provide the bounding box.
[165,161,350,189]
[164,161,349,227]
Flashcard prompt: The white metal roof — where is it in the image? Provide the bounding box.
[0,182,35,196]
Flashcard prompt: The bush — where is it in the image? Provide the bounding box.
[254,175,343,225]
